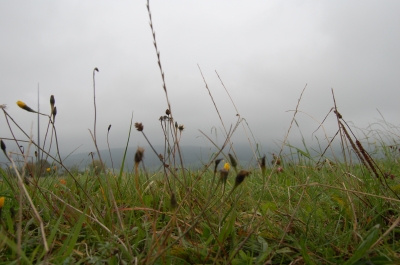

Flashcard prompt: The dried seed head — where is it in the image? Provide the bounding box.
[94,67,99,72]
[178,124,185,132]
[134,147,145,164]
[0,104,7,109]
[108,124,111,132]
[16,101,36,113]
[52,106,57,116]
[165,109,170,115]
[159,116,163,121]
[134,122,144,131]
[175,121,178,128]
[234,170,251,188]
[158,153,164,160]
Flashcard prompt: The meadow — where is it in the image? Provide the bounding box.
[1,2,400,264]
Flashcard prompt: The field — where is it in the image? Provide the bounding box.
[1,2,400,265]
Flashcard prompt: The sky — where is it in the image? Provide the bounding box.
[0,0,399,159]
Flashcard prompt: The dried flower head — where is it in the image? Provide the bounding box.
[134,147,145,164]
[16,101,36,113]
[108,124,111,132]
[134,122,144,131]
[178,124,185,132]
[94,67,99,72]
[0,104,7,109]
[165,109,170,115]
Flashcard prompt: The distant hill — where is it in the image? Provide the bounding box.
[0,142,350,173]
[60,144,264,172]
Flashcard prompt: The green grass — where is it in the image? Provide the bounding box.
[1,1,400,263]
[1,149,400,264]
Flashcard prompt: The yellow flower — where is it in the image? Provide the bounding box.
[224,163,230,171]
[59,179,66,185]
[46,167,51,172]
[16,101,36,113]
[0,197,5,209]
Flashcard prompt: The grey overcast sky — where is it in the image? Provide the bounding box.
[0,1,399,157]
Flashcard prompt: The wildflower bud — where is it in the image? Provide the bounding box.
[52,106,57,116]
[260,155,266,176]
[50,95,55,113]
[224,162,230,171]
[165,109,170,115]
[134,147,145,164]
[134,122,144,131]
[228,153,237,170]
[0,140,6,153]
[234,170,251,189]
[220,169,229,185]
[214,158,223,173]
[16,101,36,113]
[0,140,9,162]
[175,122,178,128]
